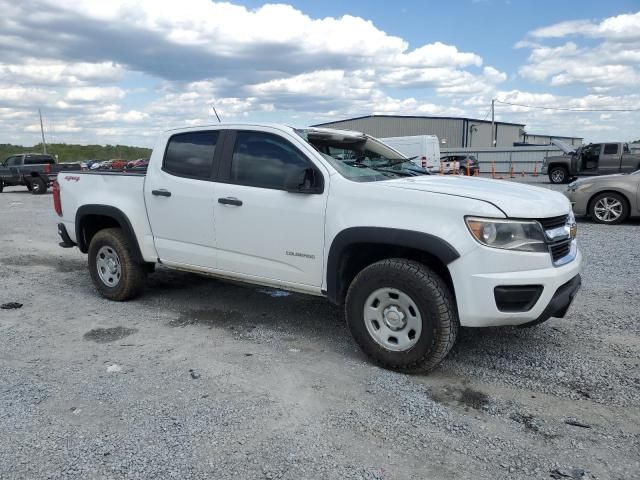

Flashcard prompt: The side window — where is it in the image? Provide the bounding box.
[230,131,311,190]
[163,131,218,179]
[6,156,21,166]
[604,143,618,155]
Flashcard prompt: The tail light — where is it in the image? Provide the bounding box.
[421,156,427,168]
[52,180,62,216]
[43,163,52,174]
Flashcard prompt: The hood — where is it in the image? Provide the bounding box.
[551,139,576,155]
[381,175,571,218]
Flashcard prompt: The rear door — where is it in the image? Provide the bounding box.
[144,129,223,268]
[599,143,621,174]
[212,128,328,287]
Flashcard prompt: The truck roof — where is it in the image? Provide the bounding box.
[163,122,366,139]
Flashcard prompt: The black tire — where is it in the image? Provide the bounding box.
[589,192,629,225]
[0,178,3,193]
[30,177,47,195]
[345,258,458,373]
[88,228,146,301]
[549,166,569,184]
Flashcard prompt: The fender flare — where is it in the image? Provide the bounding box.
[75,204,144,263]
[325,227,460,304]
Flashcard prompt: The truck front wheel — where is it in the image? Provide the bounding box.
[345,258,458,373]
[549,166,569,184]
[88,228,146,301]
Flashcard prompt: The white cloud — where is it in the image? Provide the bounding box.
[519,11,640,90]
[530,11,640,41]
[65,86,126,102]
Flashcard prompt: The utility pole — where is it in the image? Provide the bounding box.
[490,99,495,148]
[38,108,47,154]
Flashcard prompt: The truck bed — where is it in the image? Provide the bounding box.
[57,171,158,262]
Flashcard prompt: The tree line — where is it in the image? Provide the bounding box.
[0,143,152,163]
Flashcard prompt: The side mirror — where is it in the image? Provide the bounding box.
[284,167,323,194]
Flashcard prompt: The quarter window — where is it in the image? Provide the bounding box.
[163,131,219,179]
[230,131,311,190]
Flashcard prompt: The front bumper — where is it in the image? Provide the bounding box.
[519,274,581,327]
[564,190,589,215]
[449,245,582,327]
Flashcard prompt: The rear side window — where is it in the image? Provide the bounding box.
[603,143,618,155]
[230,131,311,190]
[163,131,219,179]
[25,156,54,165]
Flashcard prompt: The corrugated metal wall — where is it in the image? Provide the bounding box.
[316,117,465,147]
[524,134,583,146]
[315,117,523,148]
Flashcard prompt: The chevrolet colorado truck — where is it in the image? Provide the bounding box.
[543,140,640,184]
[0,153,82,194]
[54,124,582,372]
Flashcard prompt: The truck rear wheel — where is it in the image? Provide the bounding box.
[549,166,569,184]
[30,177,47,194]
[345,258,458,373]
[88,228,146,301]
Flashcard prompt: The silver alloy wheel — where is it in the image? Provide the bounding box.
[551,168,565,183]
[363,287,422,352]
[96,245,122,287]
[32,181,41,193]
[594,197,623,223]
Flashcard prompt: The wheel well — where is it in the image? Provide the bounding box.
[75,207,145,264]
[548,163,568,172]
[587,190,630,214]
[79,214,121,252]
[333,243,455,305]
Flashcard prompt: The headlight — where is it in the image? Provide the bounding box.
[567,181,577,192]
[576,183,592,192]
[465,217,547,252]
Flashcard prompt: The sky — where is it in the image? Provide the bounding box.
[0,0,639,147]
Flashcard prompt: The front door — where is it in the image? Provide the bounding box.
[144,130,222,269]
[213,129,328,287]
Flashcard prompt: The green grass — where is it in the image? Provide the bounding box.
[0,143,152,163]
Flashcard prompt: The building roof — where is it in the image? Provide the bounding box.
[311,114,525,128]
[524,133,584,140]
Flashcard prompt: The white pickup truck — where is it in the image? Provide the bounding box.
[54,123,582,372]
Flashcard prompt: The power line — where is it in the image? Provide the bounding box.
[494,99,640,112]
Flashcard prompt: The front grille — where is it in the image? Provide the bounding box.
[536,215,573,264]
[549,239,571,261]
[537,215,568,230]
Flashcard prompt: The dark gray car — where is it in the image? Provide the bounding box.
[565,170,640,224]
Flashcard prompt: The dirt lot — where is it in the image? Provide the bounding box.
[1,186,639,480]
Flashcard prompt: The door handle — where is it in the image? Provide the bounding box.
[218,197,243,206]
[152,189,171,197]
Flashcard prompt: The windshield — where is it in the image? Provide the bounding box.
[295,128,428,181]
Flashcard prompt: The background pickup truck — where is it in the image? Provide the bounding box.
[0,153,82,194]
[543,140,640,184]
[54,123,582,372]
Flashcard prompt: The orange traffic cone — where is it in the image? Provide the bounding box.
[491,161,496,179]
[466,163,471,176]
[533,161,538,177]
[509,164,515,178]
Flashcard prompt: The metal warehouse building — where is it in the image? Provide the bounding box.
[312,115,525,148]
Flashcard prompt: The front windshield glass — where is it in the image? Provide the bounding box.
[295,128,429,182]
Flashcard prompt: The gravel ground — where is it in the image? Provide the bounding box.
[0,185,639,480]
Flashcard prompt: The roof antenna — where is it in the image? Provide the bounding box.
[211,105,221,123]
